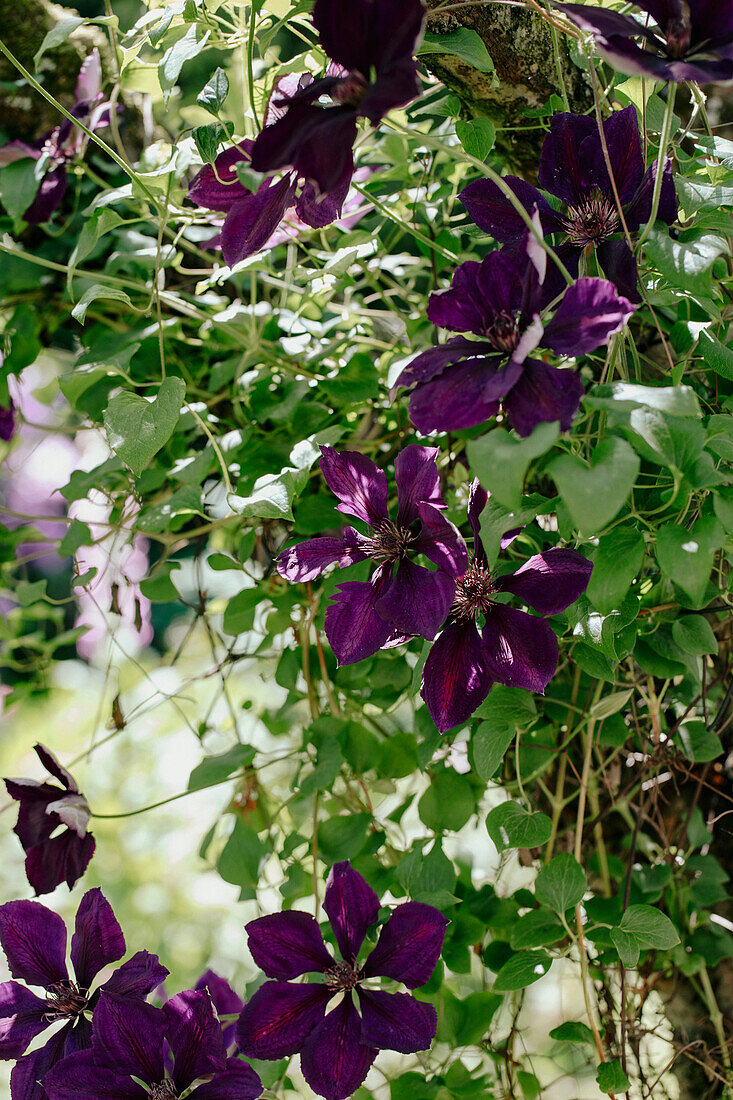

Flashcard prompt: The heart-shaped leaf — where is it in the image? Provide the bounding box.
[486,801,552,851]
[549,437,639,535]
[103,376,186,477]
[467,421,559,510]
[534,854,586,912]
[656,516,724,606]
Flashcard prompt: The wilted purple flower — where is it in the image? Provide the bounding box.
[460,107,677,301]
[0,888,168,1100]
[396,221,635,437]
[250,0,425,194]
[42,988,262,1100]
[236,861,447,1100]
[422,482,592,732]
[0,50,117,224]
[277,445,468,664]
[559,0,733,84]
[195,969,243,1049]
[4,744,95,896]
[0,400,14,442]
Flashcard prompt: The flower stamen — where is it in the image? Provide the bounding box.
[325,960,361,991]
[452,560,495,621]
[332,71,368,107]
[150,1082,178,1100]
[44,980,87,1021]
[562,193,620,246]
[485,310,519,353]
[362,520,415,564]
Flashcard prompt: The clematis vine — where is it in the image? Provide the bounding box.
[0,50,117,225]
[422,482,592,732]
[559,0,733,84]
[4,744,95,895]
[42,988,262,1100]
[277,445,468,664]
[0,889,168,1100]
[236,860,447,1100]
[395,218,635,437]
[249,0,425,194]
[460,107,677,301]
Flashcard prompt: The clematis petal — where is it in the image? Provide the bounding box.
[595,240,640,303]
[164,989,227,1091]
[312,0,373,74]
[542,277,635,357]
[0,981,48,1058]
[362,902,449,988]
[189,1056,263,1100]
[33,745,77,791]
[293,110,358,195]
[246,911,333,979]
[6,782,59,850]
[195,971,243,1047]
[277,527,368,583]
[25,830,96,896]
[596,105,644,202]
[41,1050,147,1100]
[0,141,40,167]
[75,49,102,104]
[358,988,437,1053]
[12,1031,81,1100]
[0,900,68,989]
[300,997,377,1100]
[0,400,15,440]
[494,548,592,615]
[406,355,519,435]
[502,358,584,438]
[482,605,559,693]
[414,502,469,578]
[396,336,500,388]
[394,445,442,525]
[323,861,380,963]
[23,164,68,224]
[558,2,660,40]
[358,61,421,125]
[90,993,165,1083]
[369,0,426,73]
[70,889,125,991]
[624,160,677,231]
[459,177,560,241]
[319,446,388,525]
[251,99,333,176]
[221,174,298,265]
[188,146,252,212]
[295,160,351,228]
[375,559,455,641]
[235,981,331,1059]
[325,577,394,665]
[421,619,494,733]
[538,112,596,206]
[100,950,169,999]
[467,480,489,566]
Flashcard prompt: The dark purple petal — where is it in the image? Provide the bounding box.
[502,358,584,438]
[596,105,644,203]
[22,164,67,224]
[48,794,90,838]
[235,981,331,1059]
[406,356,519,435]
[25,830,96,896]
[221,175,298,265]
[0,141,40,167]
[0,900,68,989]
[6,782,59,851]
[0,400,15,441]
[12,1030,77,1100]
[358,988,437,1053]
[362,902,448,988]
[394,445,443,525]
[542,277,635,357]
[494,548,592,615]
[251,100,330,174]
[557,4,660,45]
[325,576,394,665]
[319,446,388,526]
[252,99,358,195]
[421,619,493,733]
[624,159,677,231]
[0,981,48,1058]
[323,861,380,964]
[188,146,253,212]
[189,1057,263,1100]
[277,527,368,583]
[42,1050,147,1100]
[481,604,558,693]
[396,337,501,388]
[427,251,525,336]
[467,480,489,567]
[313,0,373,73]
[300,997,377,1100]
[75,49,102,104]
[91,993,165,1084]
[376,559,455,641]
[33,745,77,791]
[295,160,351,228]
[358,61,421,125]
[459,177,560,241]
[195,971,243,1048]
[538,112,596,206]
[70,889,125,991]
[414,502,469,578]
[246,912,333,979]
[100,950,169,999]
[164,989,227,1091]
[595,240,640,303]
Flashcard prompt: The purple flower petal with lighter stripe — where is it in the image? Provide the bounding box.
[542,277,635,356]
[190,1056,263,1100]
[325,576,394,665]
[394,444,443,523]
[42,1049,147,1100]
[0,981,48,1058]
[300,996,377,1100]
[323,861,380,963]
[70,888,126,992]
[246,911,334,979]
[358,988,438,1053]
[277,527,368,583]
[495,548,593,615]
[319,446,388,525]
[235,981,331,1059]
[164,989,227,1090]
[482,604,559,693]
[362,902,449,988]
[420,619,494,733]
[91,994,166,1084]
[375,558,456,641]
[502,358,584,438]
[0,901,68,988]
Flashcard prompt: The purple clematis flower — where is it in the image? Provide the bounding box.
[0,400,15,442]
[42,988,262,1100]
[277,445,468,664]
[249,0,425,194]
[0,50,118,225]
[460,107,677,302]
[559,0,733,84]
[0,888,168,1100]
[395,219,635,437]
[5,743,95,896]
[422,482,592,732]
[195,970,243,1050]
[236,860,447,1100]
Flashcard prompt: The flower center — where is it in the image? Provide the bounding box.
[363,519,415,564]
[44,980,88,1021]
[151,1083,178,1100]
[325,961,361,991]
[562,193,620,246]
[485,311,519,353]
[665,6,691,58]
[452,560,495,620]
[332,70,369,107]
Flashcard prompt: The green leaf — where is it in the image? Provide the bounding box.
[188,744,255,791]
[318,813,370,862]
[549,437,640,535]
[418,770,475,833]
[493,950,552,992]
[217,818,264,895]
[222,588,262,634]
[587,526,645,615]
[71,284,134,325]
[596,1060,630,1094]
[656,516,724,606]
[534,854,586,912]
[103,376,186,477]
[159,25,211,95]
[675,719,723,763]
[672,614,718,656]
[549,1021,596,1043]
[486,802,552,851]
[448,991,502,1045]
[197,66,229,115]
[193,122,224,164]
[510,909,565,950]
[33,15,84,66]
[470,719,515,781]
[0,158,42,222]
[610,904,681,966]
[697,329,733,380]
[455,118,495,161]
[68,211,126,290]
[467,422,559,510]
[584,380,702,418]
[418,28,494,73]
[644,228,727,294]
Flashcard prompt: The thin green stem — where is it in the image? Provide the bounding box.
[637,86,677,250]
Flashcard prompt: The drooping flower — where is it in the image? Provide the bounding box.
[0,889,168,1100]
[0,50,118,225]
[422,482,592,732]
[395,220,635,437]
[4,744,95,895]
[249,0,426,194]
[559,0,733,84]
[0,400,14,442]
[459,107,677,301]
[42,988,262,1100]
[236,861,447,1100]
[195,969,243,1049]
[277,445,468,664]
